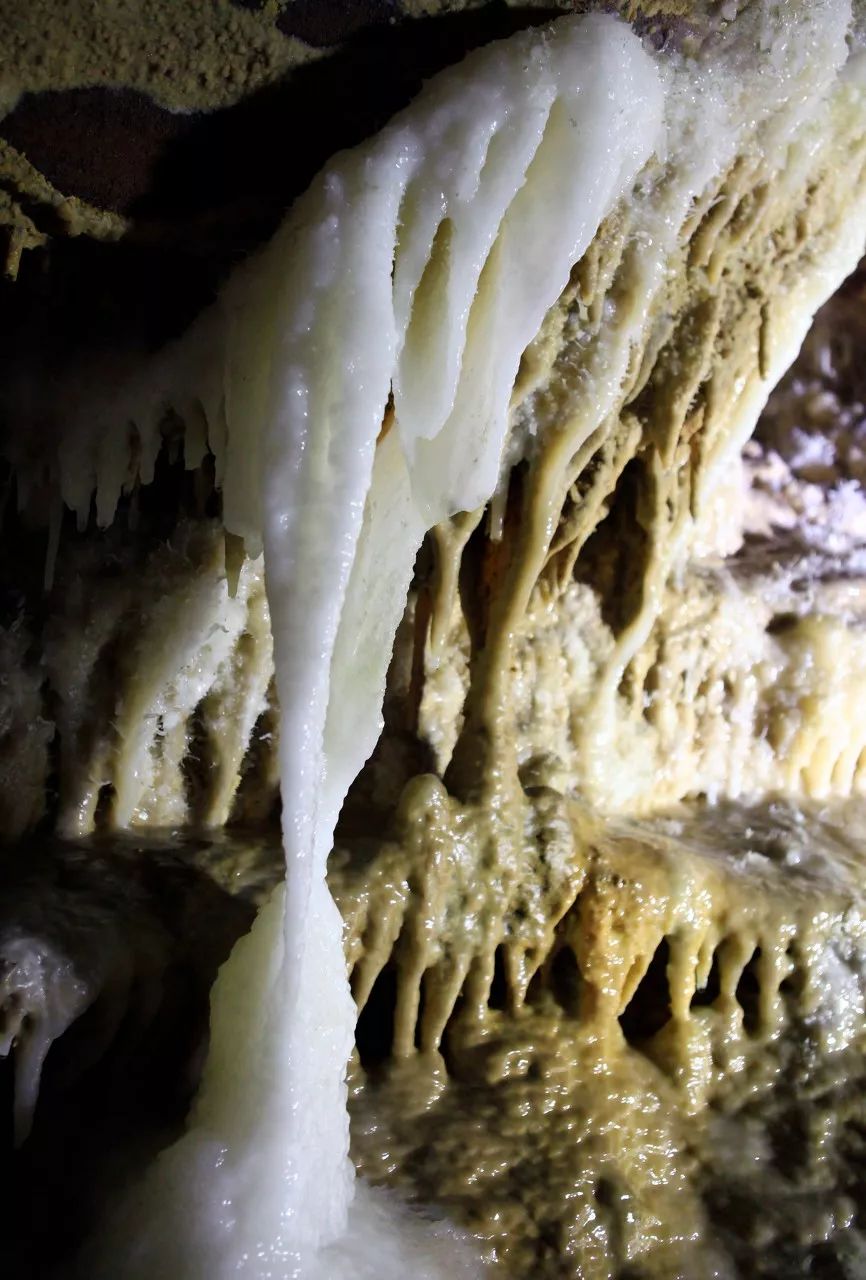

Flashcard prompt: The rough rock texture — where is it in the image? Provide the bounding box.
[2,3,866,1277]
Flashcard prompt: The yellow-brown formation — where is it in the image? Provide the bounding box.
[2,4,866,1275]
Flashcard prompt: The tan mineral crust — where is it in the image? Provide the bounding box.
[0,0,727,273]
[2,2,866,1277]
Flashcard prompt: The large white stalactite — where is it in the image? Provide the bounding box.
[82,17,664,1278]
[25,1,858,1276]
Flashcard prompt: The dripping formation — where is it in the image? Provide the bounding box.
[2,1,866,1277]
[55,15,664,1278]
